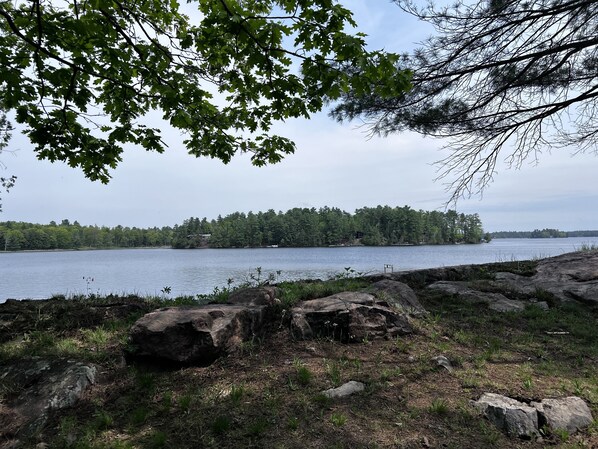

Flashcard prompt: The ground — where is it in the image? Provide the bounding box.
[1,259,597,449]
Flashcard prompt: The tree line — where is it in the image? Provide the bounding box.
[1,206,487,251]
[0,220,173,251]
[490,229,598,239]
[172,206,487,249]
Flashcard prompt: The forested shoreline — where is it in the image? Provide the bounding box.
[0,206,487,251]
[489,229,598,239]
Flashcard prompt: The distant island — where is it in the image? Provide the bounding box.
[0,206,488,251]
[490,229,598,239]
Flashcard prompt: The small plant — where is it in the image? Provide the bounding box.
[247,417,269,436]
[160,286,172,296]
[83,276,95,296]
[325,359,342,387]
[287,417,299,430]
[161,391,173,411]
[149,430,168,449]
[522,375,533,390]
[130,406,149,426]
[230,384,246,405]
[554,427,570,442]
[330,412,347,427]
[429,398,449,414]
[212,415,231,435]
[178,393,193,412]
[93,409,113,430]
[293,358,313,386]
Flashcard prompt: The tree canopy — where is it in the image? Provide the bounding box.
[0,0,411,182]
[0,108,16,212]
[333,0,598,200]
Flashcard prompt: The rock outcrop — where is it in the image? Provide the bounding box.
[0,358,96,445]
[427,281,528,312]
[290,292,412,342]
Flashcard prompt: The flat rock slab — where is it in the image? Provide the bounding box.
[532,397,593,433]
[0,358,96,442]
[129,304,268,365]
[322,381,365,399]
[474,393,538,439]
[291,291,412,342]
[493,251,598,304]
[367,280,427,316]
[428,281,527,312]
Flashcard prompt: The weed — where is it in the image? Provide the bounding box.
[247,417,269,437]
[325,359,343,387]
[212,415,231,435]
[330,412,347,427]
[312,393,332,408]
[429,398,449,415]
[522,375,533,390]
[93,409,113,430]
[293,359,313,386]
[161,391,173,411]
[130,406,149,426]
[230,383,246,405]
[149,430,168,448]
[554,427,570,442]
[287,417,299,430]
[134,370,155,393]
[178,393,193,412]
[380,367,402,382]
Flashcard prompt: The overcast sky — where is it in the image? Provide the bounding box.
[1,0,597,232]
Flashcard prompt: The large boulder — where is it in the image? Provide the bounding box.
[368,280,427,316]
[128,286,279,365]
[474,393,539,439]
[532,397,594,433]
[290,292,412,342]
[0,358,96,444]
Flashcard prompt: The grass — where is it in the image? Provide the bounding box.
[2,261,598,449]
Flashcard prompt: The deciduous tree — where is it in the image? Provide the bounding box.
[0,0,410,182]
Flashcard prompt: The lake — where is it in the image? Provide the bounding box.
[1,237,597,302]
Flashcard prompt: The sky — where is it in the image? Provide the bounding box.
[1,0,597,233]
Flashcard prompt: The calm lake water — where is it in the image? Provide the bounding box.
[1,237,597,302]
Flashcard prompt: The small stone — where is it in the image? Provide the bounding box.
[431,355,453,372]
[321,381,365,399]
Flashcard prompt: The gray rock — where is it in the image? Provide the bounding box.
[431,355,453,372]
[322,381,365,399]
[488,297,527,312]
[368,280,427,316]
[129,286,280,365]
[290,292,412,342]
[129,304,268,365]
[492,251,598,304]
[428,281,526,312]
[474,393,538,438]
[0,358,96,441]
[532,397,593,433]
[227,286,279,307]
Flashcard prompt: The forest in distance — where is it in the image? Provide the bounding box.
[0,206,489,251]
